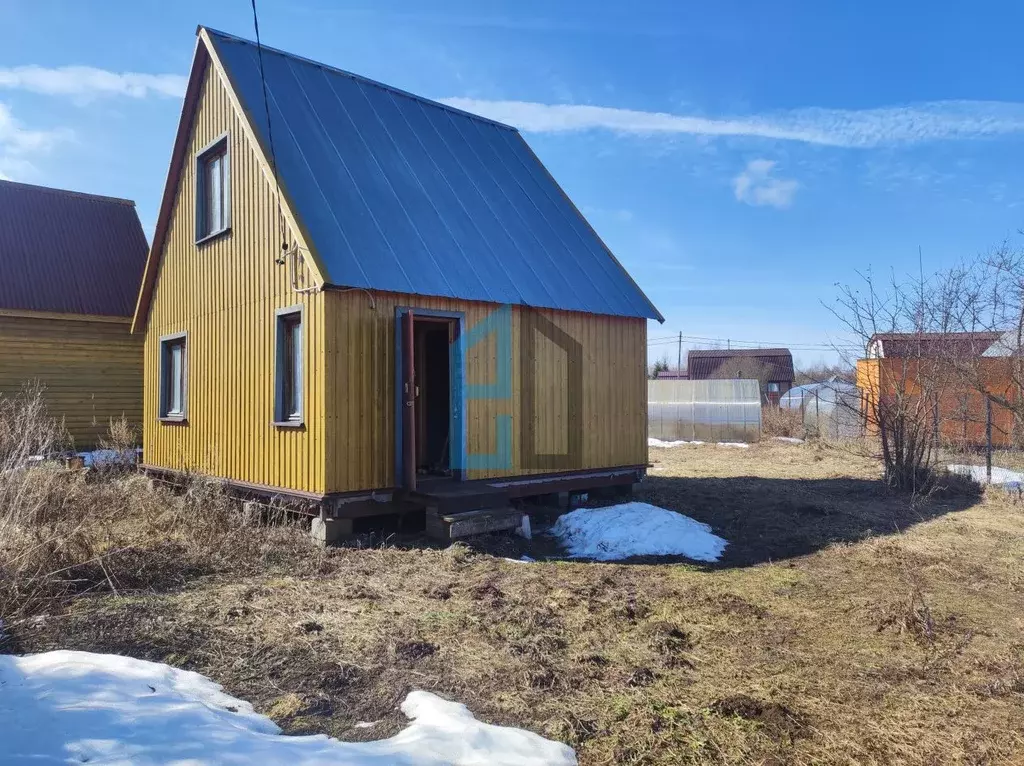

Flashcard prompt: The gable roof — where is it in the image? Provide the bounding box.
[0,180,148,317]
[138,27,660,323]
[687,348,794,382]
[868,331,1002,358]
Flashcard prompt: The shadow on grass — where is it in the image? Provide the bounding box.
[632,474,982,568]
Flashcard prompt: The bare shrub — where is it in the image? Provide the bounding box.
[761,406,804,439]
[0,388,312,626]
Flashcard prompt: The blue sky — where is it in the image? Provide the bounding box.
[3,1,1024,368]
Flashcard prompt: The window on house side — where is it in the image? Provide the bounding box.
[276,310,303,423]
[160,335,187,419]
[196,136,229,241]
[767,382,780,393]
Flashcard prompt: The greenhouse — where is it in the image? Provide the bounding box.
[780,380,863,439]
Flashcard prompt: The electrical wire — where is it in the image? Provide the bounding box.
[249,0,287,257]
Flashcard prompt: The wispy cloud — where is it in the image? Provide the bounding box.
[0,66,186,100]
[733,159,798,209]
[0,102,72,180]
[442,97,1024,148]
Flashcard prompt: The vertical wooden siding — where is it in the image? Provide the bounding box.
[142,62,325,493]
[0,316,142,448]
[324,290,646,493]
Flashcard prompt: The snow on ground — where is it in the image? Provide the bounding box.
[0,651,577,766]
[716,442,750,449]
[773,436,805,444]
[648,437,704,447]
[947,464,1024,485]
[551,502,728,562]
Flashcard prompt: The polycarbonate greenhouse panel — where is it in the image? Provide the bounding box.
[648,379,762,443]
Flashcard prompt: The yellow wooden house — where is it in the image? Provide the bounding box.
[0,180,147,447]
[133,27,662,536]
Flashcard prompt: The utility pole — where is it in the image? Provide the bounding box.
[677,331,682,374]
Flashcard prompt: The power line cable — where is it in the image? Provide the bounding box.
[249,0,288,259]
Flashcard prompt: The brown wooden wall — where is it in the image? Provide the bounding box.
[324,290,647,493]
[0,315,142,448]
[140,59,326,494]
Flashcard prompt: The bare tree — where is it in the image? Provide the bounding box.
[831,268,945,491]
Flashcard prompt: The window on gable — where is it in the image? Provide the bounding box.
[196,135,230,242]
[275,308,303,424]
[160,334,188,420]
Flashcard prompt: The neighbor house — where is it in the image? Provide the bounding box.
[132,27,662,536]
[0,180,148,447]
[857,331,1018,447]
[686,348,794,405]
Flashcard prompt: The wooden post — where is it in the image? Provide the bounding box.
[403,310,416,492]
[986,397,993,483]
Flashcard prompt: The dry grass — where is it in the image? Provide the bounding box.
[761,405,805,439]
[6,435,1024,764]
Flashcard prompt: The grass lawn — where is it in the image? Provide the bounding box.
[7,441,1024,764]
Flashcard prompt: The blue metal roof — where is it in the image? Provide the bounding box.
[205,29,662,321]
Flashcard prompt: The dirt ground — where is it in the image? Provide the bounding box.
[9,440,1024,765]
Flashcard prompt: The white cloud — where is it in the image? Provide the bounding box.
[733,159,798,209]
[0,66,186,100]
[441,97,1024,148]
[0,102,71,180]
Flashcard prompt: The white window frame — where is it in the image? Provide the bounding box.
[159,332,188,422]
[274,306,304,426]
[195,133,231,244]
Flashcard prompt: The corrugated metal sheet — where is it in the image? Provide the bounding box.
[205,28,662,322]
[870,332,1002,358]
[648,379,761,443]
[687,348,794,382]
[0,180,148,316]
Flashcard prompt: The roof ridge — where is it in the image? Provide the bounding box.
[200,26,519,134]
[0,179,136,207]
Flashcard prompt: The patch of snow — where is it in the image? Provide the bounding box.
[772,437,805,444]
[502,555,537,564]
[354,721,379,729]
[716,442,750,449]
[517,515,532,540]
[551,502,728,562]
[947,464,1024,485]
[0,650,577,765]
[648,437,704,448]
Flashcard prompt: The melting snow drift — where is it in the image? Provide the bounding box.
[648,437,704,447]
[947,464,1024,485]
[551,502,728,562]
[0,651,577,765]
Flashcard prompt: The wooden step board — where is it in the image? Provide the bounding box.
[426,506,524,540]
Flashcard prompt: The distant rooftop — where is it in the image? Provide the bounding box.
[0,180,148,317]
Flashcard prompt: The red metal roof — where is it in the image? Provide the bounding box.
[869,332,1002,358]
[0,180,148,317]
[687,348,794,382]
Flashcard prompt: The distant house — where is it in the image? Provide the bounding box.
[687,348,794,405]
[866,331,1002,359]
[858,331,1018,447]
[0,180,147,447]
[131,27,662,537]
[655,370,688,380]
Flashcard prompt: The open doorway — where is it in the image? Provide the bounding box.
[414,317,453,477]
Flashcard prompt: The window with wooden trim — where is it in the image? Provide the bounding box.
[275,309,303,424]
[196,135,230,242]
[159,333,188,420]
